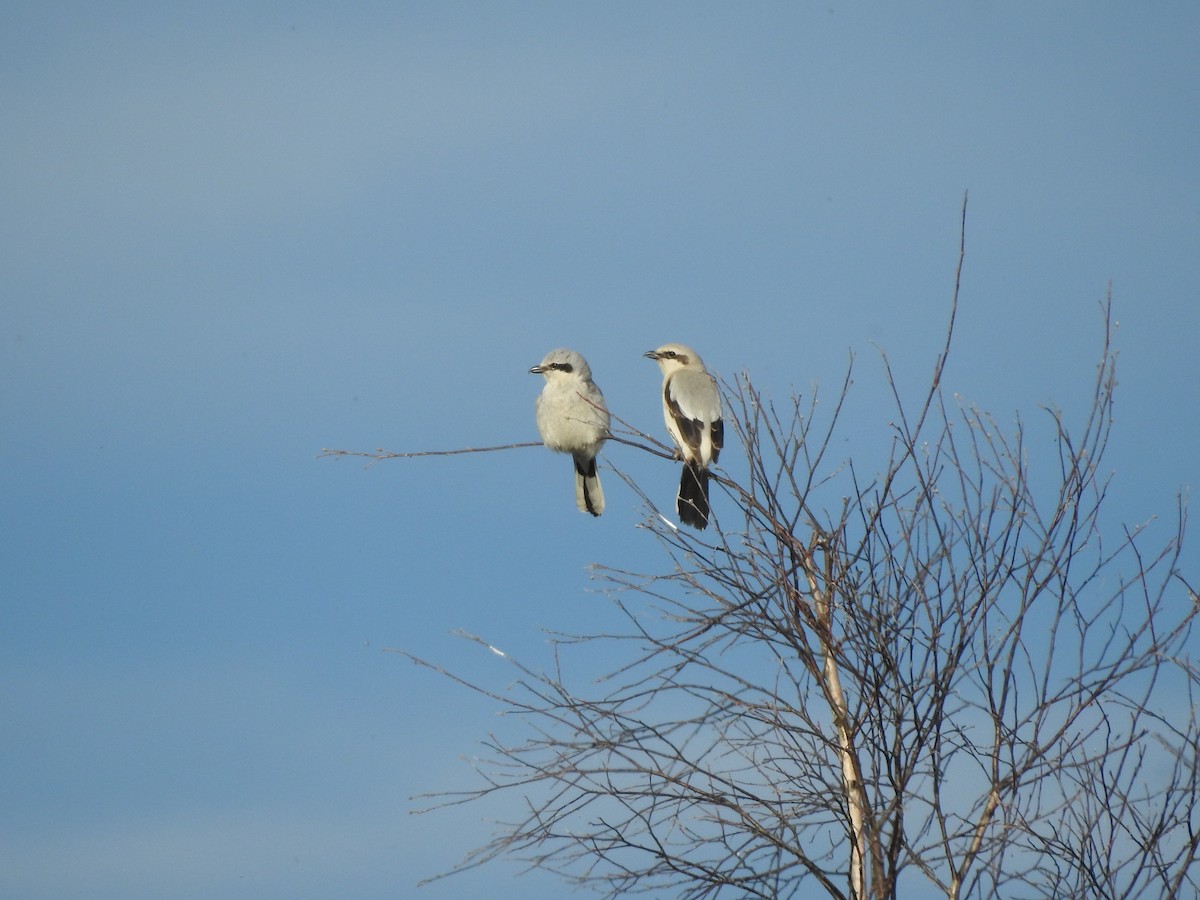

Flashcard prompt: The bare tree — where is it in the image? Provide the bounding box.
[387,219,1198,898]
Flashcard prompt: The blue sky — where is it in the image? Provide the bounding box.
[2,3,1198,898]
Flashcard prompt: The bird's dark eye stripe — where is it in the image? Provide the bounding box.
[555,362,574,372]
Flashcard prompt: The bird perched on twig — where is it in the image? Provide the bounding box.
[644,343,723,529]
[530,348,610,517]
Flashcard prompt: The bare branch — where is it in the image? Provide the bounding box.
[385,200,1197,899]
[318,441,543,465]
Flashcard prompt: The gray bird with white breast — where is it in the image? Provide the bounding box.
[530,348,610,517]
[644,343,723,530]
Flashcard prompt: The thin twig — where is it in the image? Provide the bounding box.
[320,397,683,466]
[318,442,543,464]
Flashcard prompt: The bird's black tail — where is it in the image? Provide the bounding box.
[677,462,709,530]
[574,455,604,517]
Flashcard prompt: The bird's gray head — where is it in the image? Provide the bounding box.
[530,347,592,381]
[644,343,705,374]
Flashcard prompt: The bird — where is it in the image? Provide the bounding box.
[529,348,610,517]
[644,343,723,530]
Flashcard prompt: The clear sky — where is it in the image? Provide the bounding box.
[3,3,1198,898]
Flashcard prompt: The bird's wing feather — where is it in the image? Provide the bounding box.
[666,370,721,462]
[665,381,704,458]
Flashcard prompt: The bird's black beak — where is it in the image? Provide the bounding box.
[643,350,659,360]
[529,365,545,374]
